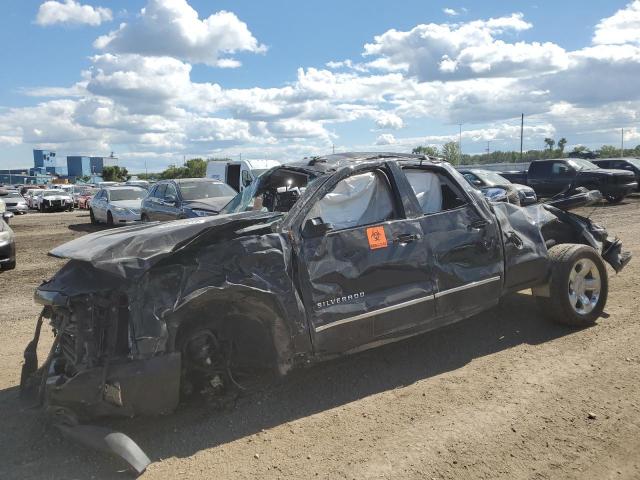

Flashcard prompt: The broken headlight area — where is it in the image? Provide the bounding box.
[20,290,181,421]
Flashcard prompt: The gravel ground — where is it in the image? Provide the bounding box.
[0,198,639,479]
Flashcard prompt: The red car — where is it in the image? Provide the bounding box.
[77,188,98,209]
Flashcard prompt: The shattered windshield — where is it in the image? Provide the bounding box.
[220,168,317,214]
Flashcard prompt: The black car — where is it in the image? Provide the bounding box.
[21,153,631,472]
[501,158,637,203]
[0,212,16,271]
[141,178,236,221]
[592,158,640,192]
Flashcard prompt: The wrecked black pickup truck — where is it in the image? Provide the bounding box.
[21,153,631,472]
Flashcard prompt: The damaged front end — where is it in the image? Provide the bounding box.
[21,271,181,420]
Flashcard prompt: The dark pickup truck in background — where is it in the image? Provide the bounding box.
[501,158,637,203]
[592,158,640,192]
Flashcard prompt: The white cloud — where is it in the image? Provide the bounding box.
[443,8,460,16]
[94,0,266,66]
[375,133,396,145]
[362,13,570,81]
[36,0,112,26]
[593,0,640,45]
[5,2,640,170]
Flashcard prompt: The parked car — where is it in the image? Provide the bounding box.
[89,186,146,225]
[0,207,15,271]
[592,158,640,192]
[458,169,537,206]
[24,189,43,209]
[0,190,29,214]
[21,153,631,472]
[77,187,99,209]
[33,189,74,212]
[500,158,637,203]
[141,178,236,222]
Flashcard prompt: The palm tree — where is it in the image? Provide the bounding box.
[557,138,567,156]
[544,138,555,151]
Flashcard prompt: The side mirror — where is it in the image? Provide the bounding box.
[302,217,333,238]
[2,212,14,224]
[472,179,483,187]
[242,176,253,187]
[164,194,177,204]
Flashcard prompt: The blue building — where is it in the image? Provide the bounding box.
[89,156,104,175]
[66,156,91,177]
[33,150,57,169]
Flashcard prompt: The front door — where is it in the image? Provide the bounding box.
[296,166,436,356]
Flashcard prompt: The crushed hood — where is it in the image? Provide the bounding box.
[49,210,283,278]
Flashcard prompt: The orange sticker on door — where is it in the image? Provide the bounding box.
[366,226,388,250]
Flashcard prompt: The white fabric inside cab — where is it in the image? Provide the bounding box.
[306,171,394,230]
[404,170,442,214]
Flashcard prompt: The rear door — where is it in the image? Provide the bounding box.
[403,167,504,322]
[295,164,436,355]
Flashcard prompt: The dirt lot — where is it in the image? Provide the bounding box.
[1,199,639,479]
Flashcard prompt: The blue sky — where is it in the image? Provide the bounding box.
[0,0,638,171]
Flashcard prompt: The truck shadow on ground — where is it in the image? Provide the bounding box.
[0,292,587,478]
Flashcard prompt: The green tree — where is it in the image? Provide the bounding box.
[557,138,567,156]
[441,141,460,164]
[185,158,207,177]
[412,145,439,157]
[102,166,131,182]
[544,138,555,151]
[598,145,619,157]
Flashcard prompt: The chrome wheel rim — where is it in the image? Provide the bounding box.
[568,258,601,315]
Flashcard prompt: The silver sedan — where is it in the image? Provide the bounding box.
[89,186,146,226]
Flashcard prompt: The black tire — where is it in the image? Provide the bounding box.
[141,213,149,223]
[107,211,114,226]
[536,244,608,326]
[39,203,45,213]
[89,208,97,224]
[175,324,226,399]
[605,194,625,204]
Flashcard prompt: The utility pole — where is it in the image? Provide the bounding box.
[458,123,462,165]
[520,113,524,163]
[145,159,148,177]
[332,144,335,154]
[621,128,624,158]
[486,141,491,160]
